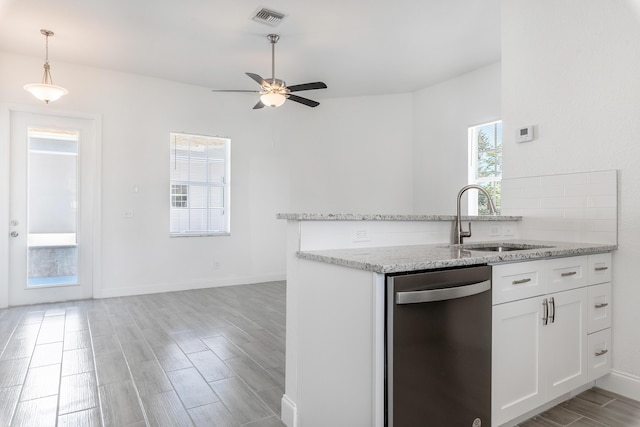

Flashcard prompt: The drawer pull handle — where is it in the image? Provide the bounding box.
[595,349,609,357]
[595,303,609,308]
[595,266,609,271]
[512,278,532,285]
[561,271,577,277]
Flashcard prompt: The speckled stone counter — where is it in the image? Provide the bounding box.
[297,240,617,274]
[277,213,522,221]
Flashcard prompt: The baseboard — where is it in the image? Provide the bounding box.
[95,273,286,299]
[596,370,640,401]
[281,394,297,427]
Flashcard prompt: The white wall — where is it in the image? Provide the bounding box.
[412,62,501,214]
[502,0,640,395]
[0,51,415,300]
[283,94,415,214]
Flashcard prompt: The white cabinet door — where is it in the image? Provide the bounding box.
[544,287,588,401]
[492,297,546,426]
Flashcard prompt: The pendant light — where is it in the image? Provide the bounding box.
[24,29,68,104]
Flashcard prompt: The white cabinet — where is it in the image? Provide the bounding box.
[492,296,546,424]
[492,254,612,427]
[544,288,588,401]
[586,253,613,383]
[492,287,587,425]
[587,282,612,334]
[588,328,612,381]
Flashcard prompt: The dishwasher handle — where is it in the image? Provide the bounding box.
[395,279,491,305]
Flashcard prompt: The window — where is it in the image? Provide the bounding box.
[170,133,230,236]
[468,121,502,215]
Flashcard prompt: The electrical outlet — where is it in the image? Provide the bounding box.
[353,229,370,242]
[490,226,501,236]
[123,209,134,218]
[503,226,514,236]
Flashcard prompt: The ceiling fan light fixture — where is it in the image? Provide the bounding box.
[24,29,68,104]
[260,92,286,107]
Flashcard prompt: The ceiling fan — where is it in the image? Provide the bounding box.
[212,34,327,109]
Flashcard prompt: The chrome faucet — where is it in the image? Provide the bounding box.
[455,184,497,244]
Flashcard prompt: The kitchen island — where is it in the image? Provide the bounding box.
[278,214,616,427]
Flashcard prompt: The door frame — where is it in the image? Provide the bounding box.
[0,104,102,308]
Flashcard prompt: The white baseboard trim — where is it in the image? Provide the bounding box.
[596,370,640,401]
[281,394,297,427]
[95,273,286,299]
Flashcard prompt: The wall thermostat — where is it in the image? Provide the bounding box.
[516,126,534,143]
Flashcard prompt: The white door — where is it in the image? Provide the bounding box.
[9,111,97,306]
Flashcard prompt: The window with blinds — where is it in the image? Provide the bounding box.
[170,133,230,236]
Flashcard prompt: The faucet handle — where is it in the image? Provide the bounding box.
[459,222,472,243]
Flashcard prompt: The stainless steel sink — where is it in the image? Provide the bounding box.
[453,243,554,252]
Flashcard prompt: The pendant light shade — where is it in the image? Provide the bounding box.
[24,29,68,104]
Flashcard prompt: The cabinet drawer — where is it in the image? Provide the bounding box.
[547,256,588,294]
[589,253,612,285]
[588,328,612,381]
[492,260,546,304]
[588,283,612,333]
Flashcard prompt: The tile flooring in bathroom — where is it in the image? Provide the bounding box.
[1,280,639,426]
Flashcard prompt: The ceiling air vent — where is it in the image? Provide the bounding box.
[251,7,286,27]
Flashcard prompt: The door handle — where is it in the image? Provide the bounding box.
[549,297,555,323]
[10,231,19,237]
[395,280,490,304]
[542,298,549,325]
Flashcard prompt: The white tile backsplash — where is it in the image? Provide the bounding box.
[502,170,618,244]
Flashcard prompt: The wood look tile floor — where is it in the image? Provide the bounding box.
[518,387,640,427]
[0,281,286,427]
[2,281,639,426]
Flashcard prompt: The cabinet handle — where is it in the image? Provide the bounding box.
[542,299,549,325]
[595,266,609,272]
[512,278,532,285]
[595,349,609,357]
[549,297,555,323]
[595,302,609,309]
[561,271,577,277]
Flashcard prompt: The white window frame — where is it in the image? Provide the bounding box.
[468,120,502,215]
[169,132,230,237]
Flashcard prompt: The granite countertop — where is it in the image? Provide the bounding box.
[297,240,617,274]
[277,213,522,221]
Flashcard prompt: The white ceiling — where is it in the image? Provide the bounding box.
[0,0,501,99]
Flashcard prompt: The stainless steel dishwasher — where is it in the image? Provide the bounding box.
[386,265,492,427]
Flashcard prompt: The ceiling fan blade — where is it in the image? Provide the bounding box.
[287,82,328,92]
[253,100,265,109]
[288,94,320,108]
[211,89,260,93]
[246,72,266,86]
